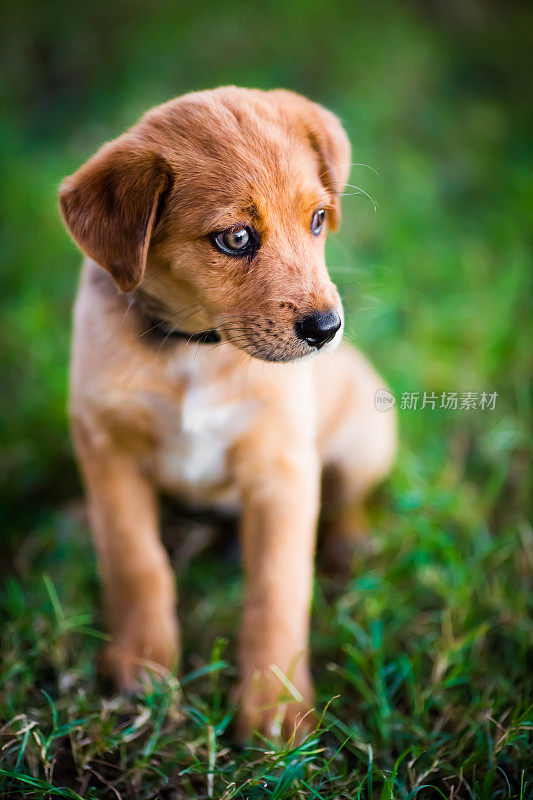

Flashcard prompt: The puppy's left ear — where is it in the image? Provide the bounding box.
[269,90,351,230]
[59,134,172,292]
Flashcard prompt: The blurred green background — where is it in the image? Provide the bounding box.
[0,1,532,796]
[1,0,531,536]
[1,0,531,537]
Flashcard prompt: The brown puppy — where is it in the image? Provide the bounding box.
[59,87,396,740]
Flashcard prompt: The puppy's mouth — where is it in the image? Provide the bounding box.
[135,292,344,362]
[216,309,344,363]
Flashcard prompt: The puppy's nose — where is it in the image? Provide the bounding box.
[295,309,341,348]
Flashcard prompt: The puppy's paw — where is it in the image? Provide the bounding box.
[99,621,179,691]
[236,665,314,744]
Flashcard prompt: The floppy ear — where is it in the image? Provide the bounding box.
[59,135,172,292]
[269,90,351,230]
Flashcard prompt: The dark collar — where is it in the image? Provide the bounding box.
[144,317,221,344]
[132,291,221,345]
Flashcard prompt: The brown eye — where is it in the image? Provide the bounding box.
[213,225,253,256]
[311,209,326,236]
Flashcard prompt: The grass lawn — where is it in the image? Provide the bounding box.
[1,2,531,797]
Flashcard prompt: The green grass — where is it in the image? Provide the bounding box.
[1,492,531,798]
[1,1,532,797]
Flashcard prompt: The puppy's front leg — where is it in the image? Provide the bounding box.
[235,437,320,740]
[74,424,178,688]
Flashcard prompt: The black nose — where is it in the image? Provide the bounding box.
[295,310,342,348]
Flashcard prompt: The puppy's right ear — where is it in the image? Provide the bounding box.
[59,136,172,292]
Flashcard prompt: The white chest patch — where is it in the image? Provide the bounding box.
[151,377,255,490]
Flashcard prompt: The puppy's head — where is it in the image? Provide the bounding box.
[59,87,351,362]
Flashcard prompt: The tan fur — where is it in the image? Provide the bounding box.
[60,87,397,740]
